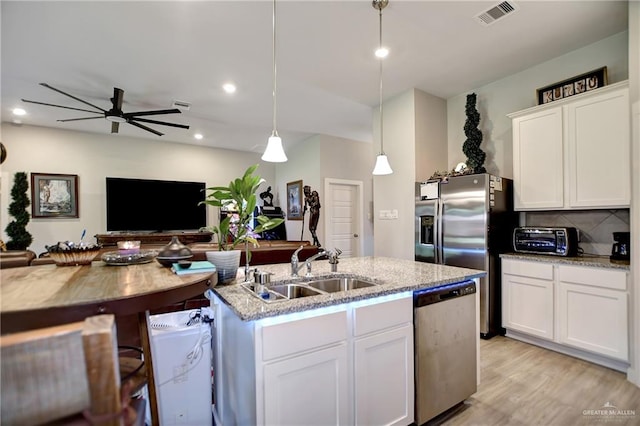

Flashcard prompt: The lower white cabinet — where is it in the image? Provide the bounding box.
[557,265,628,361]
[354,324,413,426]
[502,273,554,340]
[263,343,349,425]
[502,258,629,370]
[212,292,414,426]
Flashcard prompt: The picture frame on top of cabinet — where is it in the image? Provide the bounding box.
[286,180,303,220]
[536,66,608,105]
[31,173,79,218]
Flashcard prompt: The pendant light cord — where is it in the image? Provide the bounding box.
[378,6,384,155]
[272,0,278,137]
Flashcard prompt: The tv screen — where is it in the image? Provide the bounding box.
[106,177,206,232]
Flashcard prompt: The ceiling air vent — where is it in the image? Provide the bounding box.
[476,1,518,26]
[172,100,191,111]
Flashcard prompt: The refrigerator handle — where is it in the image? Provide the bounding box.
[435,199,443,264]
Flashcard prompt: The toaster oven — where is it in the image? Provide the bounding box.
[513,227,578,257]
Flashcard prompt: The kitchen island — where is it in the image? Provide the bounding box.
[211,256,485,426]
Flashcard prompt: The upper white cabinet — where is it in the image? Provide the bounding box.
[509,81,630,211]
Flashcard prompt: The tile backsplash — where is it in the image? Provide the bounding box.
[524,209,630,257]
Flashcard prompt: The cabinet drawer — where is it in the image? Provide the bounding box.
[502,259,553,280]
[353,296,412,337]
[558,265,627,291]
[261,310,348,361]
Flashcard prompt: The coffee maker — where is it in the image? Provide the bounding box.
[610,232,630,263]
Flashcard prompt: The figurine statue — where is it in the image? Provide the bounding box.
[259,186,274,207]
[303,185,321,247]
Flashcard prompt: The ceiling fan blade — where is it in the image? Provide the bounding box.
[131,117,190,129]
[112,88,124,111]
[123,108,181,118]
[39,83,107,112]
[21,99,103,115]
[57,116,104,122]
[127,120,163,136]
[111,122,120,134]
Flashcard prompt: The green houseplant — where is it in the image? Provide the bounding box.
[201,164,284,283]
[5,172,33,250]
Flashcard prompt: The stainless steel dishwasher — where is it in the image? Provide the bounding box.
[414,280,477,425]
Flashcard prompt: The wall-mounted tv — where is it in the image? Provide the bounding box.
[106,177,206,232]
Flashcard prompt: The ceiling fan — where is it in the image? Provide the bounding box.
[21,83,190,136]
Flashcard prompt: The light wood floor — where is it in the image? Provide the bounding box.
[429,336,640,426]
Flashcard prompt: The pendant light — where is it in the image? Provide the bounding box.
[372,0,393,175]
[262,0,288,162]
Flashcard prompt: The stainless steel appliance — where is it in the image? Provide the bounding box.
[414,280,477,424]
[513,226,578,256]
[415,174,516,338]
[610,231,631,263]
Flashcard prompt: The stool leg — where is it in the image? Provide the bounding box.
[138,311,159,426]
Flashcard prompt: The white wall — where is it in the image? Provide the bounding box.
[373,89,416,260]
[0,124,274,254]
[447,31,629,179]
[275,135,322,243]
[415,89,448,182]
[319,134,374,256]
[628,1,640,388]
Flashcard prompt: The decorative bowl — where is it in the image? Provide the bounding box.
[46,241,102,266]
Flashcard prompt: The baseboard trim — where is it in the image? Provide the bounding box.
[505,330,630,374]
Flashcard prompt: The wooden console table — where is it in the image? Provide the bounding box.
[0,261,216,426]
[95,231,213,246]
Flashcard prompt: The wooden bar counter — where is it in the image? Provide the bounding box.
[0,261,216,425]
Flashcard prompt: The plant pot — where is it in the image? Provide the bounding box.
[206,250,241,285]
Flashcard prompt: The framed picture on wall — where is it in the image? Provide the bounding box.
[536,66,608,105]
[286,180,303,220]
[31,173,79,218]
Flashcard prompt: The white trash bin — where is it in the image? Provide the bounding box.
[149,308,213,426]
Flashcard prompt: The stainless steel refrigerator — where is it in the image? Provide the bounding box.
[415,174,517,338]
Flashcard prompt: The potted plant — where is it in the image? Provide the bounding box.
[201,164,284,284]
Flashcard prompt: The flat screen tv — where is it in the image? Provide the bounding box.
[106,177,206,232]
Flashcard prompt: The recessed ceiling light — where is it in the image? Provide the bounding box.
[12,108,26,116]
[222,83,236,94]
[375,47,389,58]
[194,133,204,140]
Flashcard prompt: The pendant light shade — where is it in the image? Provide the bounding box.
[263,132,287,162]
[262,0,287,163]
[373,154,393,175]
[372,0,392,175]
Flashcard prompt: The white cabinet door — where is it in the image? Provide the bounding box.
[566,86,630,208]
[512,107,564,210]
[558,282,628,361]
[354,324,414,426]
[263,343,349,426]
[502,273,554,340]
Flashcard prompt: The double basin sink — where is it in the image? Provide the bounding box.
[242,276,378,303]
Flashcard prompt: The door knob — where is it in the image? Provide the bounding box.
[353,234,359,238]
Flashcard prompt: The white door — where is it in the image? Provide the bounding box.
[324,179,363,257]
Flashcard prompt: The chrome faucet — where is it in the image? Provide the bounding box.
[291,245,305,277]
[304,249,328,277]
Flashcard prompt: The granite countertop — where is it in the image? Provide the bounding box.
[500,252,630,271]
[211,256,486,321]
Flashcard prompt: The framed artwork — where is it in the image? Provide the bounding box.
[536,66,608,105]
[31,173,79,218]
[286,180,303,220]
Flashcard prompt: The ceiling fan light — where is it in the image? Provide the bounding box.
[375,47,389,58]
[372,154,393,175]
[262,134,287,162]
[105,115,126,123]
